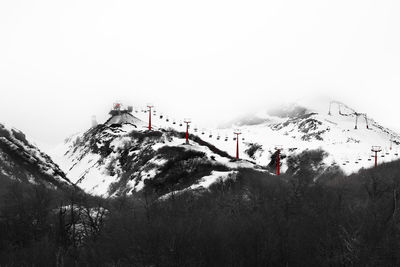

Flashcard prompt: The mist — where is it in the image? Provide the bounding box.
[1,0,399,148]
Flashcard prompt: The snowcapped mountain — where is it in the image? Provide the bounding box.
[52,109,260,197]
[0,123,73,190]
[129,100,400,175]
[51,100,400,197]
[232,101,400,174]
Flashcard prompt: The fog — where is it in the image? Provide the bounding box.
[1,0,399,148]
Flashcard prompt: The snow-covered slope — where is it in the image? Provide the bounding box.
[0,123,73,189]
[52,114,259,197]
[51,100,400,197]
[233,102,399,174]
[130,100,400,175]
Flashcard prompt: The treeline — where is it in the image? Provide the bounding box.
[1,153,400,266]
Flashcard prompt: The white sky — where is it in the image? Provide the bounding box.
[0,0,400,148]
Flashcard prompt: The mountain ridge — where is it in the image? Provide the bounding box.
[50,99,400,196]
[0,123,74,190]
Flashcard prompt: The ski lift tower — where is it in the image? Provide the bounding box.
[147,104,153,131]
[184,118,191,144]
[234,130,242,160]
[354,112,360,129]
[364,114,369,129]
[275,145,283,176]
[354,112,369,129]
[390,135,394,150]
[371,146,382,167]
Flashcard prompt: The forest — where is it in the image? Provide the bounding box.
[1,151,400,266]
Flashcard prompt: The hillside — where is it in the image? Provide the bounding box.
[50,100,400,197]
[52,115,261,197]
[0,123,73,190]
[130,100,400,175]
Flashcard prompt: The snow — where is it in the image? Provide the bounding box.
[79,166,118,196]
[159,170,237,200]
[49,100,400,196]
[149,132,256,169]
[193,170,236,189]
[51,117,253,196]
[0,124,72,186]
[48,131,120,196]
[131,101,400,175]
[0,137,19,150]
[127,175,144,192]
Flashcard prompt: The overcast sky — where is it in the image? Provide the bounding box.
[1,0,399,148]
